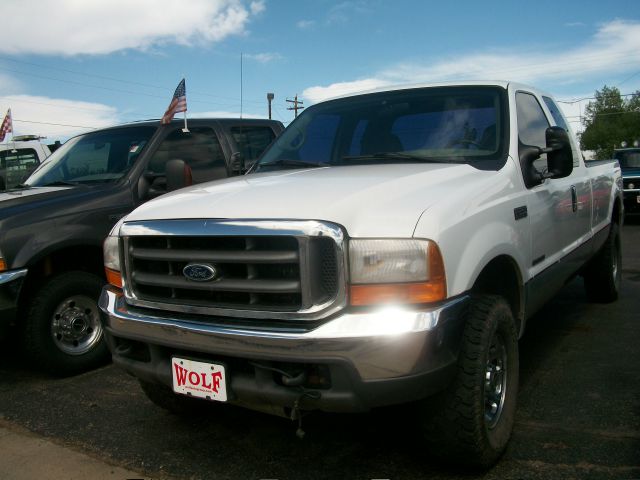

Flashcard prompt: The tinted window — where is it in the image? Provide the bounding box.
[542,96,569,131]
[257,87,508,171]
[516,92,549,147]
[298,114,340,161]
[147,127,226,184]
[230,126,275,163]
[26,127,155,186]
[0,148,40,190]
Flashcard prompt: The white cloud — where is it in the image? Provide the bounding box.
[303,20,640,103]
[0,0,263,55]
[244,52,283,63]
[326,1,372,25]
[250,0,266,15]
[296,20,316,30]
[0,95,118,140]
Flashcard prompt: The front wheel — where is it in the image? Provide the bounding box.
[421,295,519,470]
[23,271,110,376]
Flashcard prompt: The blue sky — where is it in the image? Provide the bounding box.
[0,0,639,141]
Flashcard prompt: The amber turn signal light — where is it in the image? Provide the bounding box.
[105,268,123,289]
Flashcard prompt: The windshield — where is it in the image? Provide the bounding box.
[614,149,640,169]
[25,126,156,187]
[255,86,508,172]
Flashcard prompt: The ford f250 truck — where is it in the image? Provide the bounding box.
[99,82,622,468]
[0,118,283,374]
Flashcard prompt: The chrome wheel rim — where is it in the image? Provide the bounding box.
[484,331,508,429]
[51,295,102,355]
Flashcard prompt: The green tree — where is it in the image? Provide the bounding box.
[580,86,640,159]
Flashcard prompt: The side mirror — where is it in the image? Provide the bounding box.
[165,159,193,192]
[543,126,573,179]
[230,152,245,174]
[519,126,573,188]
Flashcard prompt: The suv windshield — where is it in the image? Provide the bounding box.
[25,126,156,187]
[614,149,640,169]
[254,86,508,172]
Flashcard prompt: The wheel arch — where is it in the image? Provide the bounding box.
[18,244,105,315]
[470,255,525,337]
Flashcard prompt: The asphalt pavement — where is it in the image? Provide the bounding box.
[1,221,639,480]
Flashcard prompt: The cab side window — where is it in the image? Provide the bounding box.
[516,92,550,174]
[146,127,227,186]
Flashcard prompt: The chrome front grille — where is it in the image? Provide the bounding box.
[120,220,346,320]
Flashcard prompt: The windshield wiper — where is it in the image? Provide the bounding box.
[256,159,330,170]
[341,152,463,163]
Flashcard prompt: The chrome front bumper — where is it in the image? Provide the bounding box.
[0,269,27,334]
[99,286,469,411]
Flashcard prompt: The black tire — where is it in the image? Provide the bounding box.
[421,295,519,470]
[23,271,110,376]
[139,380,209,415]
[583,222,621,303]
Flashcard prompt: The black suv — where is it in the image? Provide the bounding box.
[0,118,284,374]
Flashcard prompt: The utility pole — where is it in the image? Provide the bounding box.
[286,94,304,118]
[267,93,274,120]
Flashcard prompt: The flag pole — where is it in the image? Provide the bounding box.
[182,76,189,133]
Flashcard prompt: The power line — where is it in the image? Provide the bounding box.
[0,54,266,106]
[0,95,115,112]
[618,70,640,87]
[13,118,96,129]
[557,92,640,104]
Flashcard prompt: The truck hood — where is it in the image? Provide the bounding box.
[0,186,75,218]
[0,184,119,222]
[126,164,492,237]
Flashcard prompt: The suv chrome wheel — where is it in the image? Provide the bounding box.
[51,295,103,355]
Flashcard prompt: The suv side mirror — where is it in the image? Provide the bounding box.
[166,159,193,192]
[230,152,245,174]
[519,126,573,188]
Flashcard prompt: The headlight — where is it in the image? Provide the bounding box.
[348,239,446,306]
[103,234,122,288]
[0,247,6,272]
[103,235,121,272]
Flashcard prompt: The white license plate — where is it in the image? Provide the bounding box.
[171,357,227,402]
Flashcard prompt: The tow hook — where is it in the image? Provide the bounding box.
[291,390,321,439]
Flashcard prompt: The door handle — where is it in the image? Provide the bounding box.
[571,185,577,212]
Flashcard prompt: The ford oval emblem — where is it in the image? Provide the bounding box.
[183,263,217,282]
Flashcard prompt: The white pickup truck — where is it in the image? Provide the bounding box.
[99,81,622,469]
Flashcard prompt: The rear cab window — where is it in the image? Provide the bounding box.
[146,127,227,188]
[0,148,40,190]
[230,126,276,166]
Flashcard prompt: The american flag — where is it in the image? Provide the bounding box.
[161,79,187,124]
[0,109,12,142]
